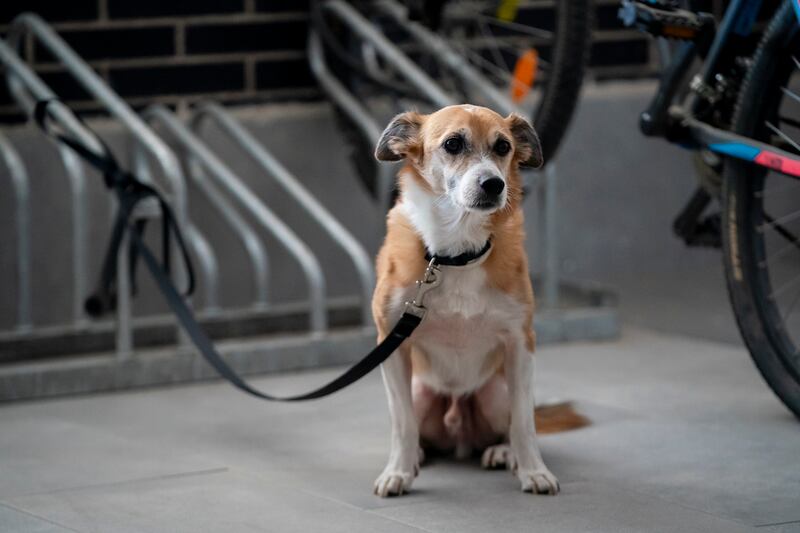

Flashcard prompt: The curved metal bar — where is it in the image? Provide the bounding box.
[308,32,383,146]
[190,102,374,326]
[185,224,221,315]
[322,0,456,109]
[58,145,90,327]
[308,31,396,206]
[4,14,187,217]
[0,40,104,157]
[0,41,92,328]
[0,21,209,349]
[142,105,328,333]
[185,154,270,310]
[128,142,223,315]
[0,133,32,332]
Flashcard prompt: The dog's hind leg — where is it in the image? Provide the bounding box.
[374,343,420,497]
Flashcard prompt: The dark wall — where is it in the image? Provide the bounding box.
[0,0,748,124]
[0,0,315,122]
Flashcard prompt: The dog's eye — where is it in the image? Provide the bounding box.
[494,139,511,156]
[443,137,464,155]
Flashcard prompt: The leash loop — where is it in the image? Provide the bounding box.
[33,98,195,317]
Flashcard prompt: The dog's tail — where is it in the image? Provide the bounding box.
[534,401,590,434]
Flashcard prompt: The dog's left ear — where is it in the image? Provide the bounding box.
[506,113,543,168]
[375,111,424,162]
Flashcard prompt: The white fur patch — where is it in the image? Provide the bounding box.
[389,264,526,395]
[399,175,492,257]
[393,172,526,395]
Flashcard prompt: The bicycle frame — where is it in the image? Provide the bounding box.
[644,0,800,179]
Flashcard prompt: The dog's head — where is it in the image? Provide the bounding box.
[375,104,542,213]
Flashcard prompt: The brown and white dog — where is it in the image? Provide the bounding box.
[371,104,561,497]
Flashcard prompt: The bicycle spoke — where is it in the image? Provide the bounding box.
[480,14,554,40]
[766,212,800,245]
[779,114,800,130]
[760,234,800,268]
[781,284,800,323]
[755,180,800,198]
[765,120,800,154]
[769,269,800,300]
[760,212,800,265]
[460,45,531,90]
[758,208,800,231]
[476,16,508,73]
[495,39,552,68]
[449,36,509,86]
[780,86,800,107]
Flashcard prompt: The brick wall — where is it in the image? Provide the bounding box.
[0,0,735,124]
[0,0,316,122]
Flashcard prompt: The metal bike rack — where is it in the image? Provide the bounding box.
[138,108,270,313]
[322,0,455,109]
[0,14,218,356]
[190,102,375,326]
[307,32,398,208]
[138,105,329,335]
[314,0,561,307]
[0,132,32,333]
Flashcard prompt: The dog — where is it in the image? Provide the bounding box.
[371,104,569,497]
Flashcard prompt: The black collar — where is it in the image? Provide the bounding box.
[425,240,492,267]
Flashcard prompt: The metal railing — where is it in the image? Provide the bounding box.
[138,105,329,335]
[189,102,375,326]
[0,14,214,355]
[0,132,31,333]
[307,32,398,207]
[0,12,381,356]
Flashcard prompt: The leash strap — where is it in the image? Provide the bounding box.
[33,99,423,401]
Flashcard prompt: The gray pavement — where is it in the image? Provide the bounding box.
[1,79,797,531]
[1,326,798,533]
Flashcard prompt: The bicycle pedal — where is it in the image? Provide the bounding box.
[618,0,713,41]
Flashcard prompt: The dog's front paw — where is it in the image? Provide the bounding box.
[373,468,415,497]
[517,467,560,495]
[481,444,517,471]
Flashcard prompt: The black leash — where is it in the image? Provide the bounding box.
[33,99,433,402]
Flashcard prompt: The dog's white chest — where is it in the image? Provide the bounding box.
[391,266,526,394]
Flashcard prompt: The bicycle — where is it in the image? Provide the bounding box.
[618,0,800,418]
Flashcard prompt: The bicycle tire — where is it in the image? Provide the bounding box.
[533,0,592,162]
[722,1,800,419]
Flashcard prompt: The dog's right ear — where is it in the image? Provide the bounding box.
[375,111,424,162]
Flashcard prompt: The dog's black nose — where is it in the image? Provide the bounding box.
[480,176,505,196]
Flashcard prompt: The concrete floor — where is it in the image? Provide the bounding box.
[1,326,798,533]
[1,79,797,531]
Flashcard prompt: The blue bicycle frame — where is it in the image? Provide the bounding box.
[651,0,800,178]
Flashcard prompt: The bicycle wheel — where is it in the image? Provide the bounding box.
[433,0,592,162]
[314,0,591,200]
[722,1,800,419]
